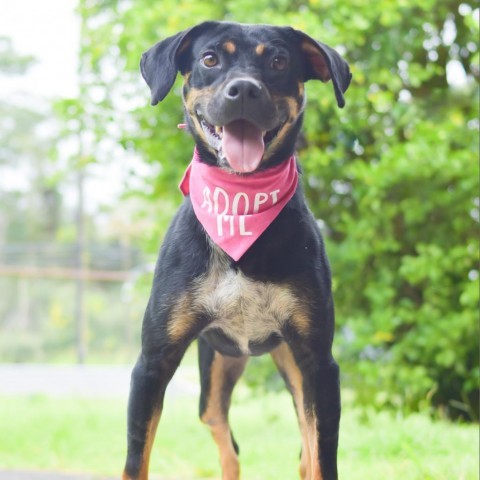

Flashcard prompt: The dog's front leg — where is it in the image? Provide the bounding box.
[285,303,340,480]
[304,357,340,480]
[122,353,174,479]
[123,294,205,480]
[122,343,186,480]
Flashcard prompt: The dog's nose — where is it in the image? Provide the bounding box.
[225,79,263,101]
[211,77,276,130]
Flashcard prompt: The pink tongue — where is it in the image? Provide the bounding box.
[222,120,265,173]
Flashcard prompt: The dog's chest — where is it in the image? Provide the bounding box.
[192,262,298,355]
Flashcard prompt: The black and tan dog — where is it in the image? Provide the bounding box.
[123,21,351,480]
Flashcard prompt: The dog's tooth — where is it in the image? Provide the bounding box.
[215,126,222,134]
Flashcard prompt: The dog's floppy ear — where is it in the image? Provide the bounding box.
[140,22,215,106]
[293,30,352,108]
[140,29,192,106]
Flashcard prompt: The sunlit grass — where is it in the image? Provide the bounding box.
[0,392,477,479]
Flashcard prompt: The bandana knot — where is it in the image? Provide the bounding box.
[180,149,298,261]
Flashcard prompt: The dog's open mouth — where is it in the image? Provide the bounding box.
[199,115,281,173]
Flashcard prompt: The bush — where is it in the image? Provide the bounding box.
[299,3,479,419]
[324,115,478,419]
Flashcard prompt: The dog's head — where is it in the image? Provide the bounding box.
[141,21,351,173]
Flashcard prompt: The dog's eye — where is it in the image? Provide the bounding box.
[202,52,219,68]
[270,55,288,71]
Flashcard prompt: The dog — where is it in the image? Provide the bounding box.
[123,21,351,480]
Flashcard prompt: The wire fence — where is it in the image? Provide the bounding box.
[0,242,143,271]
[0,243,150,363]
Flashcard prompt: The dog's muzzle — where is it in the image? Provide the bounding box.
[196,77,285,173]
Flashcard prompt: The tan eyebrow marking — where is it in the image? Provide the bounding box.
[255,43,266,55]
[223,41,236,54]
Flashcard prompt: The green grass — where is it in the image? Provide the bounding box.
[0,391,477,479]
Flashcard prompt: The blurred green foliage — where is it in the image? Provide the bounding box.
[75,0,479,419]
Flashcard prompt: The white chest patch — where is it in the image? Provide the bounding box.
[192,260,299,355]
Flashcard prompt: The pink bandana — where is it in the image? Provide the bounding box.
[179,149,299,261]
